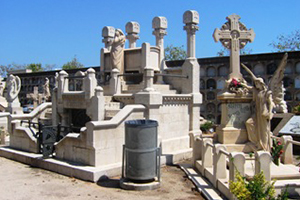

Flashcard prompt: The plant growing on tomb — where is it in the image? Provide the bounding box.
[271,138,284,166]
[200,121,214,133]
[293,103,300,115]
[229,170,288,200]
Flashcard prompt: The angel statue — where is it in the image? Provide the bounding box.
[241,64,274,151]
[110,29,126,74]
[269,53,288,113]
[6,74,21,103]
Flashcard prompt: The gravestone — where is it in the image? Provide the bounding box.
[213,14,254,144]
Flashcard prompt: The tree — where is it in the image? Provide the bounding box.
[0,63,26,77]
[216,46,252,57]
[62,56,84,70]
[26,63,43,72]
[269,30,300,52]
[164,45,187,61]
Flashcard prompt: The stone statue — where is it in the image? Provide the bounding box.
[110,29,126,74]
[43,77,51,101]
[268,53,288,113]
[241,63,275,151]
[6,74,21,103]
[0,76,5,96]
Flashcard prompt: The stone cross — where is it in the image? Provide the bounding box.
[27,86,42,108]
[125,21,140,48]
[213,14,255,79]
[183,10,199,58]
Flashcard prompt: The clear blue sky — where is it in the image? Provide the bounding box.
[1,0,300,69]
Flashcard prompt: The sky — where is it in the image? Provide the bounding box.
[1,0,300,69]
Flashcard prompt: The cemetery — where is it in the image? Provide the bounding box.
[0,9,300,200]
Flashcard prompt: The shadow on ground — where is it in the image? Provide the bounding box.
[97,175,121,189]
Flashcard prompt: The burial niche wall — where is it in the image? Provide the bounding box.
[207,91,215,101]
[207,66,216,77]
[296,92,300,101]
[296,62,300,74]
[284,91,292,101]
[267,63,277,75]
[217,78,226,89]
[218,65,228,77]
[285,62,293,74]
[253,63,265,75]
[283,77,293,88]
[206,79,216,89]
[206,103,216,113]
[295,76,300,89]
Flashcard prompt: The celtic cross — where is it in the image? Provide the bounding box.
[213,14,255,79]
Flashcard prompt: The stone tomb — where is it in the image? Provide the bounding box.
[1,10,201,182]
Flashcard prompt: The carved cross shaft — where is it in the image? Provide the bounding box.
[213,14,255,79]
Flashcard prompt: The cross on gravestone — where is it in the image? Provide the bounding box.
[213,14,255,79]
[27,86,42,108]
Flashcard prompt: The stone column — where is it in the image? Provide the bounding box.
[125,21,140,48]
[281,135,293,164]
[152,16,167,83]
[102,26,115,51]
[110,68,121,95]
[141,43,154,92]
[87,86,105,121]
[200,138,213,175]
[57,70,68,102]
[213,144,227,187]
[182,10,202,140]
[183,10,199,58]
[229,152,245,182]
[84,68,97,100]
[255,151,272,181]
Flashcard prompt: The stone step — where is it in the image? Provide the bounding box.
[180,163,224,200]
[122,84,177,94]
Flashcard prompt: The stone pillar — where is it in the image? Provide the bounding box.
[201,138,213,175]
[281,135,293,164]
[255,151,272,181]
[229,152,245,182]
[152,16,167,78]
[125,21,140,48]
[183,10,199,59]
[192,136,202,165]
[213,144,227,187]
[84,68,97,100]
[87,86,105,121]
[110,68,121,95]
[142,43,155,91]
[57,70,68,102]
[102,26,115,51]
[181,10,202,140]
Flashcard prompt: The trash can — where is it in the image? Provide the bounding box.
[122,119,160,182]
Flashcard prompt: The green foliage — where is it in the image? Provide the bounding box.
[217,46,253,57]
[0,63,26,77]
[164,45,187,61]
[200,121,214,132]
[26,63,43,72]
[62,56,84,70]
[293,103,300,114]
[269,30,300,52]
[271,138,284,166]
[230,171,288,200]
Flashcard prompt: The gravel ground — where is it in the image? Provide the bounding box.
[0,157,205,200]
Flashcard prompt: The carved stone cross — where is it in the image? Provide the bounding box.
[27,86,42,108]
[213,14,255,79]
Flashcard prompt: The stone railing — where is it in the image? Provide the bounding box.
[10,102,52,121]
[194,137,274,199]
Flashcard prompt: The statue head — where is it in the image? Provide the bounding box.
[254,78,266,90]
[115,29,124,37]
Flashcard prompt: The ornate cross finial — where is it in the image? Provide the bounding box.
[213,14,255,79]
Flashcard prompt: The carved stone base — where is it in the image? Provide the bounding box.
[216,126,248,144]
